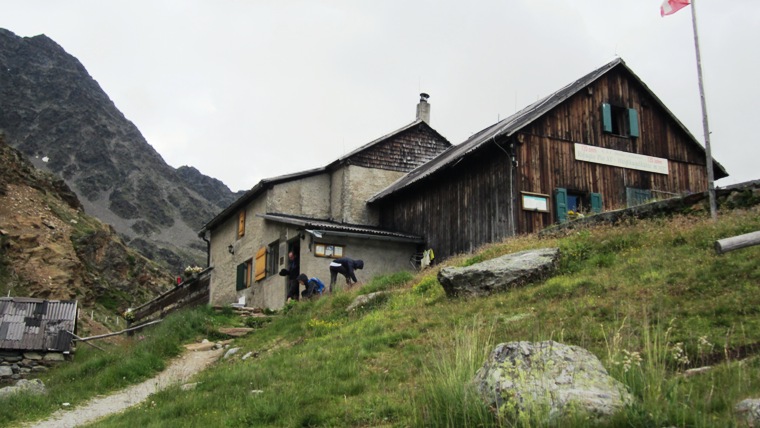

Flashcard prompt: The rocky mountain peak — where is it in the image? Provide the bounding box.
[0,28,243,270]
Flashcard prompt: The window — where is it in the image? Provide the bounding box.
[236,259,252,291]
[554,188,603,223]
[602,103,639,138]
[266,240,279,278]
[237,210,246,238]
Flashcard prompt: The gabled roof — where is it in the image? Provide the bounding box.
[0,297,77,352]
[369,57,728,203]
[257,213,424,243]
[200,120,449,234]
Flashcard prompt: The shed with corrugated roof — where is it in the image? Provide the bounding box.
[0,297,77,353]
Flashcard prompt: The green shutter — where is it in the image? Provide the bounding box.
[590,193,603,214]
[628,108,639,137]
[554,188,568,223]
[601,103,612,133]
[626,187,652,207]
[236,263,246,291]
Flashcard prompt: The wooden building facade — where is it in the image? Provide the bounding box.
[370,58,728,260]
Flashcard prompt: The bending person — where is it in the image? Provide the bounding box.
[328,257,364,292]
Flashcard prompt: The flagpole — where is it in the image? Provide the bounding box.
[690,0,718,221]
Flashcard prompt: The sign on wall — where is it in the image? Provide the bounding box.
[521,192,550,212]
[574,143,669,175]
[314,243,344,258]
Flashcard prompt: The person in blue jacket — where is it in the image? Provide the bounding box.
[328,257,364,292]
[298,274,325,299]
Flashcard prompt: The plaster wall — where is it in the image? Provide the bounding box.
[338,165,405,225]
[267,173,330,218]
[298,234,418,293]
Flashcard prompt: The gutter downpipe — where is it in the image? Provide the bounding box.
[492,134,518,237]
[201,231,211,267]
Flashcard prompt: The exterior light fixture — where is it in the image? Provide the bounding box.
[228,244,235,255]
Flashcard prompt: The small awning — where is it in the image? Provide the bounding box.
[257,213,424,244]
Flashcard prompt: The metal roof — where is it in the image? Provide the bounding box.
[257,213,424,243]
[0,297,77,352]
[369,58,728,203]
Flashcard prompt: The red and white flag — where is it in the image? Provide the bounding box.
[660,0,690,16]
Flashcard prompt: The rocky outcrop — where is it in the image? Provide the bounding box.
[0,28,241,269]
[473,341,632,422]
[437,248,559,297]
[0,138,171,314]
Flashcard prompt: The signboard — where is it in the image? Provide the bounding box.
[574,143,669,175]
[315,243,344,258]
[521,192,550,212]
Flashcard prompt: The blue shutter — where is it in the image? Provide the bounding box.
[628,108,639,137]
[236,263,246,291]
[601,103,613,133]
[590,193,603,214]
[554,188,568,223]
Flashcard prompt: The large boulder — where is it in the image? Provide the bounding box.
[473,341,631,422]
[438,248,559,297]
[735,399,760,427]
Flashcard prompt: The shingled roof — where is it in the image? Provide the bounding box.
[0,297,77,353]
[369,58,728,203]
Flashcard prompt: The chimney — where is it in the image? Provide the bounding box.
[416,93,430,124]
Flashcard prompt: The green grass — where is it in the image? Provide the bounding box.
[0,308,220,427]
[5,207,760,427]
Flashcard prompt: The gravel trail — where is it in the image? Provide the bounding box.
[25,347,224,428]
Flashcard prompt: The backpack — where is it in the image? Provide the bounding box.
[309,277,325,295]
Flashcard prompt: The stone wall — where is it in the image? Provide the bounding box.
[0,350,67,383]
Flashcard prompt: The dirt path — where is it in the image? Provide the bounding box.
[25,347,224,428]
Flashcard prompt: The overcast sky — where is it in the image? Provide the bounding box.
[4,1,758,191]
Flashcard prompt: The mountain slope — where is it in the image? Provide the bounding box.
[0,28,242,270]
[0,136,171,325]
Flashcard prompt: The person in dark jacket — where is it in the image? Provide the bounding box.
[328,257,364,292]
[279,251,300,302]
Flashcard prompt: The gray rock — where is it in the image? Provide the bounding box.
[473,341,631,421]
[241,352,253,360]
[347,291,391,311]
[0,378,47,399]
[43,353,66,362]
[0,356,22,363]
[0,365,13,377]
[23,352,43,361]
[223,347,240,359]
[438,248,560,297]
[735,399,760,427]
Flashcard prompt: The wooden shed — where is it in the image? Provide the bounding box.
[370,58,728,261]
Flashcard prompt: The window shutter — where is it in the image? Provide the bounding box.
[628,108,639,137]
[601,103,613,133]
[554,188,568,223]
[254,246,267,281]
[238,211,246,238]
[590,193,603,214]
[236,263,246,291]
[626,187,652,207]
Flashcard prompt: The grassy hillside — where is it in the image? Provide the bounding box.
[4,207,760,427]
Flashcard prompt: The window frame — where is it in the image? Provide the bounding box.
[266,240,280,278]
